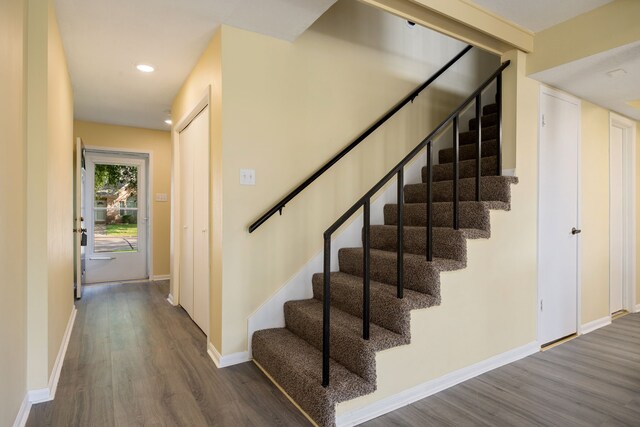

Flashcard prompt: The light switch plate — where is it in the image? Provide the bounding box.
[155,193,168,202]
[240,169,256,185]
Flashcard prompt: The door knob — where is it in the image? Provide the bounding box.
[571,227,582,235]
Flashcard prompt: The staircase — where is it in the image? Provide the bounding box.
[252,100,518,426]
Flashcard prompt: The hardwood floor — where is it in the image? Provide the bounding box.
[364,312,640,426]
[27,281,311,427]
[27,281,640,427]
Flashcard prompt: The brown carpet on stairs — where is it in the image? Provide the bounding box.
[252,103,519,426]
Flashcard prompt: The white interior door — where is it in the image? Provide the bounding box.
[610,125,624,313]
[85,152,148,283]
[179,106,210,334]
[179,124,195,319]
[539,88,580,345]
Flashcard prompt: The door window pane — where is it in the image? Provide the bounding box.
[93,164,138,253]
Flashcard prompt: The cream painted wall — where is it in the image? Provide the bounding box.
[0,0,27,424]
[73,121,172,277]
[580,101,611,323]
[171,30,223,350]
[528,0,640,75]
[47,0,74,376]
[339,47,540,417]
[218,1,497,354]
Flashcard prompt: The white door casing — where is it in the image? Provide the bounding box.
[609,113,638,314]
[74,137,86,298]
[85,152,149,283]
[538,87,580,345]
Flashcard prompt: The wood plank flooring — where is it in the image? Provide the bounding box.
[27,280,640,426]
[364,313,640,426]
[26,281,310,427]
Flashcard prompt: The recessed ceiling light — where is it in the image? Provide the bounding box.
[136,64,155,73]
[164,119,172,125]
[606,68,627,78]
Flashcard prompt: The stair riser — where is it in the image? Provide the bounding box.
[383,202,491,231]
[426,156,497,182]
[284,302,383,383]
[368,226,467,262]
[469,113,497,129]
[339,249,441,297]
[483,104,497,115]
[459,125,497,146]
[404,177,511,204]
[311,274,411,336]
[439,139,497,164]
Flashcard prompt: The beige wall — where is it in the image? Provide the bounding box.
[172,0,499,355]
[340,47,540,417]
[74,121,173,277]
[529,0,640,75]
[172,30,223,349]
[580,101,611,323]
[0,0,27,424]
[47,0,75,376]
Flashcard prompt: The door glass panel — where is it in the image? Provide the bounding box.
[93,164,139,253]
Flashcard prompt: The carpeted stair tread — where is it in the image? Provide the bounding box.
[404,176,518,205]
[285,299,406,384]
[339,248,464,298]
[483,103,497,115]
[459,125,497,146]
[383,201,491,232]
[369,225,467,262]
[439,139,497,163]
[469,112,497,129]
[311,272,438,336]
[425,156,498,182]
[252,328,374,427]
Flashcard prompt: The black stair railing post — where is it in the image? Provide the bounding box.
[363,200,371,340]
[496,73,503,177]
[427,141,433,262]
[453,116,460,230]
[475,94,482,202]
[397,168,404,299]
[322,234,331,387]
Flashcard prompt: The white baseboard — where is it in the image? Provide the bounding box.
[13,393,31,427]
[27,306,77,405]
[152,274,170,281]
[336,341,539,427]
[207,341,251,368]
[634,304,640,313]
[580,315,611,335]
[503,168,516,177]
[166,293,177,306]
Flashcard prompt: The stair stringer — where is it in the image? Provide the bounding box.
[334,175,538,425]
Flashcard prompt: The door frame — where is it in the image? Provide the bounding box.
[536,85,582,344]
[609,112,637,314]
[170,87,211,328]
[84,146,154,281]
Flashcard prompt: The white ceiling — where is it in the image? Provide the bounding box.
[531,40,640,121]
[469,0,613,32]
[55,0,337,130]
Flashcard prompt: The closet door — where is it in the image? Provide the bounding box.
[191,107,210,334]
[179,122,195,318]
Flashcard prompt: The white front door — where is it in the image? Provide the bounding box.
[610,125,624,313]
[538,88,580,345]
[85,152,148,283]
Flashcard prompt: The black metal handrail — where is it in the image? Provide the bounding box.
[321,60,510,387]
[248,45,473,233]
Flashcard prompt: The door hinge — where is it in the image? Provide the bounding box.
[540,300,543,311]
[541,114,546,127]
